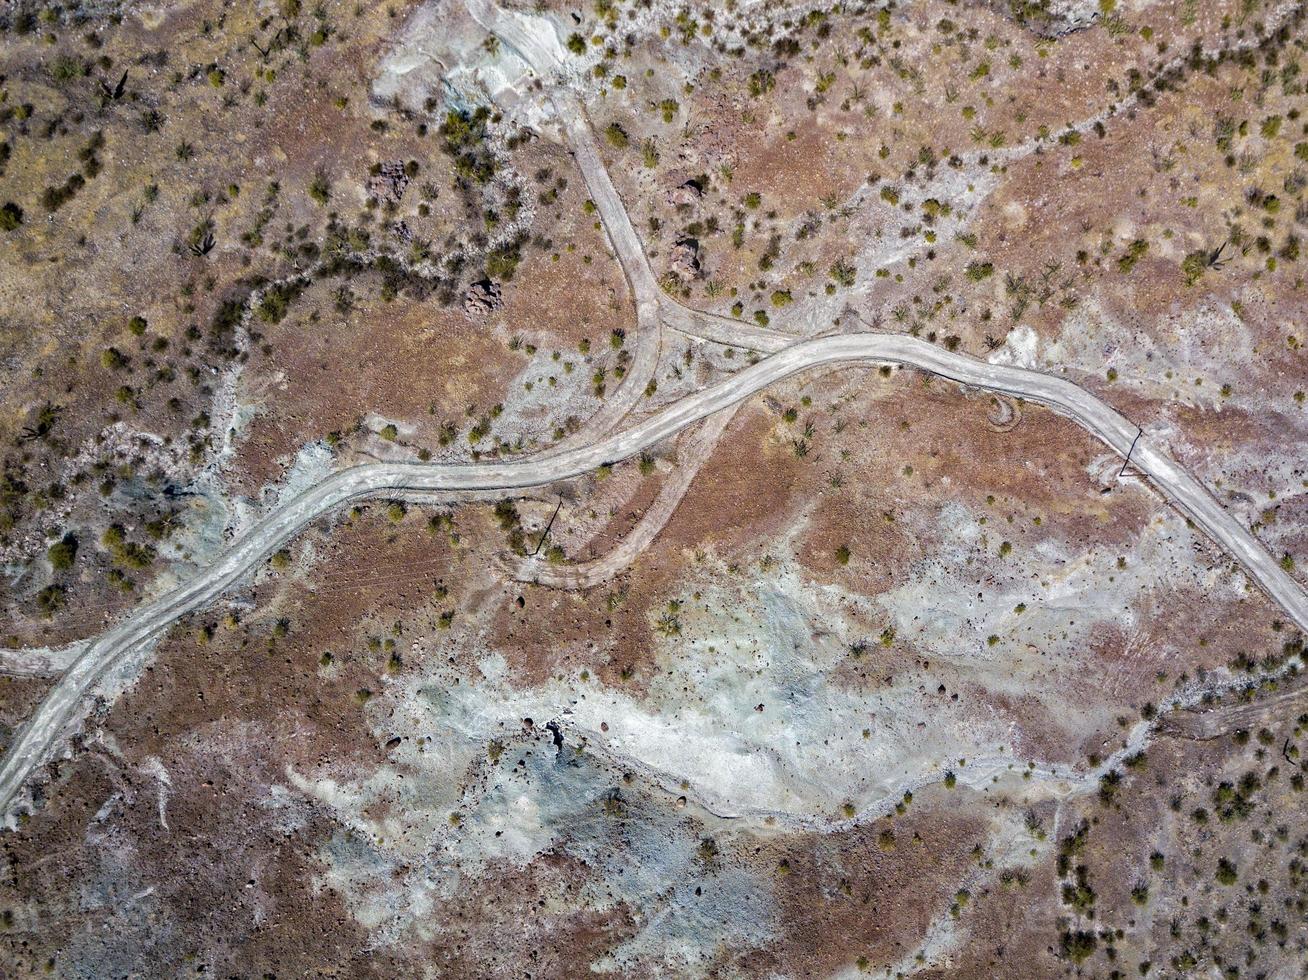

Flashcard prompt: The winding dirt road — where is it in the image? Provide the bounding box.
[5,333,1307,817]
[465,0,665,453]
[512,406,738,588]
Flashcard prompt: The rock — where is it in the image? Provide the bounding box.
[367,160,411,202]
[464,279,503,317]
[668,237,700,279]
[667,179,703,207]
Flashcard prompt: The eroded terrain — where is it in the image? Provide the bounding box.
[1,0,1307,975]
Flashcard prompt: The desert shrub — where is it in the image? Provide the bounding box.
[100,347,129,370]
[101,524,155,569]
[41,174,86,211]
[256,281,303,324]
[439,107,496,184]
[1117,239,1149,273]
[308,172,331,204]
[604,123,629,149]
[50,55,85,83]
[47,533,78,571]
[485,239,523,281]
[829,260,856,286]
[1060,930,1096,963]
[36,584,66,617]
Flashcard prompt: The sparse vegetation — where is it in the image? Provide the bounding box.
[4,3,1308,974]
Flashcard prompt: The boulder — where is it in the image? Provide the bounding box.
[667,179,703,207]
[668,238,701,279]
[367,160,411,202]
[464,279,503,317]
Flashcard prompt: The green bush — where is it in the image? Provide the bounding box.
[485,241,522,281]
[100,347,129,370]
[47,533,78,571]
[257,281,303,324]
[1180,250,1209,285]
[829,260,856,287]
[604,123,629,149]
[101,524,155,570]
[1060,930,1096,963]
[50,55,85,84]
[308,172,331,205]
[36,584,66,617]
[439,107,496,184]
[1117,239,1149,273]
[41,174,86,212]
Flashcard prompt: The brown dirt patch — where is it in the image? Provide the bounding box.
[729,803,986,976]
[231,285,524,491]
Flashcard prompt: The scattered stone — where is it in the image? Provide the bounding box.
[464,278,503,316]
